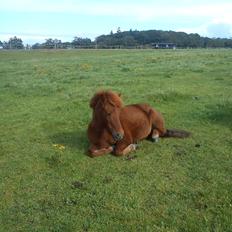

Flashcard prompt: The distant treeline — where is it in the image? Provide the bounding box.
[1,29,232,49]
[96,29,232,48]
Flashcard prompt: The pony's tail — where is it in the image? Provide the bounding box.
[162,129,191,138]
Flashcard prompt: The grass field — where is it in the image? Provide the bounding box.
[0,49,232,232]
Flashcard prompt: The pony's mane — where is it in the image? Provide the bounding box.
[90,90,123,109]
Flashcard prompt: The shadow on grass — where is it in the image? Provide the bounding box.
[50,130,89,152]
[206,102,232,130]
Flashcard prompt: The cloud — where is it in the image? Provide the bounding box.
[177,25,208,37]
[1,1,232,21]
[1,1,232,41]
[178,19,232,38]
[0,31,98,44]
[0,32,64,44]
[207,23,232,38]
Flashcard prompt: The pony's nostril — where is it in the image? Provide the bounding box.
[113,132,124,141]
[117,133,123,140]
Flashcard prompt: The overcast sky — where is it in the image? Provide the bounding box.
[1,0,232,44]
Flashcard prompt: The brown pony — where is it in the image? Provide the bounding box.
[87,90,190,157]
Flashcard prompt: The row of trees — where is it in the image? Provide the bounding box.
[0,36,24,49]
[95,29,232,48]
[32,37,92,49]
[1,30,232,49]
[0,36,92,49]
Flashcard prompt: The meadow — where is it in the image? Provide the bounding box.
[0,49,232,232]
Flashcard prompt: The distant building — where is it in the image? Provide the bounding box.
[0,46,3,49]
[152,43,176,49]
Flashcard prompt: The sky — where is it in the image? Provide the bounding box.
[1,0,232,45]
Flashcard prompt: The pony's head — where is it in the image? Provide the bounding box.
[90,90,124,141]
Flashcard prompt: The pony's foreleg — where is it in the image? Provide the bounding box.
[88,146,113,158]
[114,144,137,156]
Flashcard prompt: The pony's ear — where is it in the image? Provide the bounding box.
[90,95,98,108]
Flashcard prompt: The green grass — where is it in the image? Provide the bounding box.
[0,49,232,232]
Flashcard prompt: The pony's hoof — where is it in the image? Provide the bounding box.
[152,135,159,142]
[131,144,137,150]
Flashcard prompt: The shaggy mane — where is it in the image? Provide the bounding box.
[90,90,123,108]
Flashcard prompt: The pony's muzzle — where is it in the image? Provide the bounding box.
[112,131,124,141]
